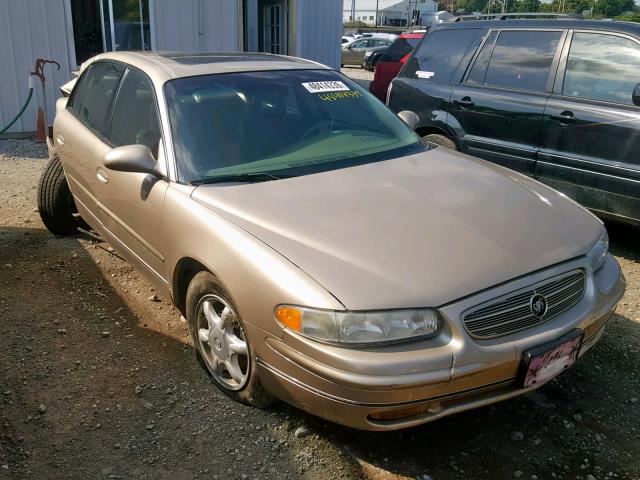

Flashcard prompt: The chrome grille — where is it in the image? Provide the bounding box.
[463,270,586,339]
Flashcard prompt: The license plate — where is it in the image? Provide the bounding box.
[521,331,583,388]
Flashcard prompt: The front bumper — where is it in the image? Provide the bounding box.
[252,254,625,430]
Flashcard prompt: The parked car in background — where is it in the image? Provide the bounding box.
[369,32,425,99]
[388,18,640,226]
[341,37,394,67]
[38,51,624,431]
[361,49,387,71]
[342,36,352,44]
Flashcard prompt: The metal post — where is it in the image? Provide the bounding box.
[108,0,116,51]
[139,0,144,50]
[375,0,379,26]
[98,0,108,52]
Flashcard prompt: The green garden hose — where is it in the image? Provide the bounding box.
[0,87,34,134]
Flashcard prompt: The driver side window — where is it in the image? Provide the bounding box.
[108,68,162,157]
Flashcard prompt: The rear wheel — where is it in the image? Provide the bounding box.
[423,133,457,150]
[37,155,80,236]
[186,271,274,408]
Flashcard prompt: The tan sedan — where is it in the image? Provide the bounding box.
[38,52,625,430]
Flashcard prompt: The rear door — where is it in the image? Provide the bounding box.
[451,29,566,175]
[54,61,124,228]
[538,30,640,224]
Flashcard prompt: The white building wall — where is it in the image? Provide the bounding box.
[294,0,342,69]
[0,0,74,133]
[151,0,240,52]
[1,0,338,133]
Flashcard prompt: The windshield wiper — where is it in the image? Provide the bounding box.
[191,172,292,185]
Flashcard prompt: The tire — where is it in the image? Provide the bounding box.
[423,133,457,150]
[37,155,79,236]
[186,271,274,408]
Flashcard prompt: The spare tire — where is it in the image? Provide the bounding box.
[37,155,79,236]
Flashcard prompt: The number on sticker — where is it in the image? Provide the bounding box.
[302,81,350,93]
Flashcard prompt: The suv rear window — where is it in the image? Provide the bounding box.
[481,30,562,92]
[403,29,482,84]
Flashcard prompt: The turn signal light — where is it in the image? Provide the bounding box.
[275,306,302,332]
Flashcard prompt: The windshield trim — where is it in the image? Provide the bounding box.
[189,142,427,185]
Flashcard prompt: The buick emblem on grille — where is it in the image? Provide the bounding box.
[530,294,548,318]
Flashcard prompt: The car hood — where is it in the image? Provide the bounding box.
[191,148,602,310]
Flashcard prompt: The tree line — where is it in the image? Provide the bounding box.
[438,0,640,20]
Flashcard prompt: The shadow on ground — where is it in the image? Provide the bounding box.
[0,226,362,479]
[1,219,638,480]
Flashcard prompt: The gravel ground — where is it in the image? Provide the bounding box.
[340,66,375,81]
[0,139,639,480]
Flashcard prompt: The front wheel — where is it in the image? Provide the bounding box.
[186,271,274,408]
[422,133,457,150]
[37,155,80,236]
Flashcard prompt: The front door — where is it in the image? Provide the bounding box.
[538,30,640,224]
[94,67,169,281]
[257,0,287,54]
[451,29,565,175]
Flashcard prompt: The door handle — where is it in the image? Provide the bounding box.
[454,97,474,108]
[96,168,109,184]
[56,134,65,146]
[550,111,577,124]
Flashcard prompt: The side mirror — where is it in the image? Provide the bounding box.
[103,144,157,175]
[397,110,419,130]
[633,83,640,107]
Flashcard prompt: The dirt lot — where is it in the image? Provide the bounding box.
[0,139,638,480]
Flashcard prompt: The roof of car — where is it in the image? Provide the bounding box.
[83,51,329,84]
[432,18,640,35]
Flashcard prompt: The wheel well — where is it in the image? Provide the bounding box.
[172,257,209,315]
[415,125,453,140]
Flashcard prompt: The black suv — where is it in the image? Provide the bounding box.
[387,18,640,226]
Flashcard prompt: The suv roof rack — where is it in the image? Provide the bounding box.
[448,12,583,22]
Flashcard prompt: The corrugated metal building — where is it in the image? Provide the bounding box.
[0,0,342,134]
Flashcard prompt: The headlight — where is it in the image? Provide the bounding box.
[364,51,373,57]
[275,306,440,345]
[587,229,609,272]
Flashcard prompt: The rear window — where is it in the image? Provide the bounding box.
[402,29,482,84]
[481,30,562,92]
[380,37,422,63]
[69,62,124,137]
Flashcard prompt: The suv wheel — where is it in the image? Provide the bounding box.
[37,155,81,236]
[186,271,274,408]
[423,134,457,150]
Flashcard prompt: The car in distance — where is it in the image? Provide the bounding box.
[387,19,640,226]
[38,51,625,431]
[341,37,393,67]
[369,32,424,100]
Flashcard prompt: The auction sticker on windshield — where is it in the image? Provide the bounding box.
[302,81,350,93]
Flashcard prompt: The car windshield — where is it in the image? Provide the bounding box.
[164,69,423,183]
